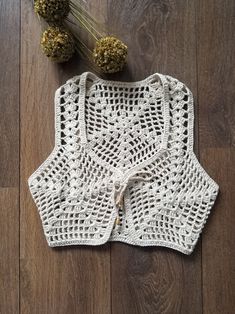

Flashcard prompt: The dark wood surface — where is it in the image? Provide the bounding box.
[0,0,234,313]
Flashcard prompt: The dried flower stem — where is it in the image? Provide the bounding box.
[70,10,99,41]
[71,9,103,39]
[70,0,104,31]
[73,33,92,55]
[74,41,99,72]
[69,1,104,40]
[70,29,91,57]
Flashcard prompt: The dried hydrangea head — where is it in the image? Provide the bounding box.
[40,26,75,63]
[93,36,128,73]
[34,0,70,23]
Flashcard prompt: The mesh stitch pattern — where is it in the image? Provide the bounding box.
[28,71,219,254]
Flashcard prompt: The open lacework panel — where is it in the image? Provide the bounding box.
[27,72,219,251]
[83,76,166,172]
[26,79,82,235]
[124,75,219,251]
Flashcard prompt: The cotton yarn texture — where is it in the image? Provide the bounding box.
[28,71,219,255]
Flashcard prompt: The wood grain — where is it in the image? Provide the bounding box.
[0,0,20,313]
[0,0,20,187]
[0,0,234,313]
[197,1,235,313]
[0,188,19,314]
[108,1,202,313]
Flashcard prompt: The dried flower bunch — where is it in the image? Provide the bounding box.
[34,0,70,23]
[41,26,75,62]
[93,36,128,74]
[33,0,128,73]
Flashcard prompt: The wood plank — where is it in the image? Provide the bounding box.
[0,188,19,314]
[0,0,20,313]
[20,1,110,313]
[108,1,202,313]
[197,0,235,313]
[201,149,235,313]
[0,0,20,187]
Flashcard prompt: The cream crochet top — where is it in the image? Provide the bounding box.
[28,71,219,255]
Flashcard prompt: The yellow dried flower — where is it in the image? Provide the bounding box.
[93,36,128,73]
[40,26,75,63]
[34,0,70,23]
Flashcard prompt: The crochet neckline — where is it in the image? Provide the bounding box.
[81,71,165,86]
[77,71,170,176]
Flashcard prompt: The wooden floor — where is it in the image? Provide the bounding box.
[1,0,235,313]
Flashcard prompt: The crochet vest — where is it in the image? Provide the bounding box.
[28,71,219,255]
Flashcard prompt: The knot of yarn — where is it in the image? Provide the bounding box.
[113,170,155,225]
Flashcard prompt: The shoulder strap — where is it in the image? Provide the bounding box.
[54,74,84,149]
[77,72,90,145]
[165,75,194,154]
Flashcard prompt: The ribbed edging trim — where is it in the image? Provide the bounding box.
[48,237,192,255]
